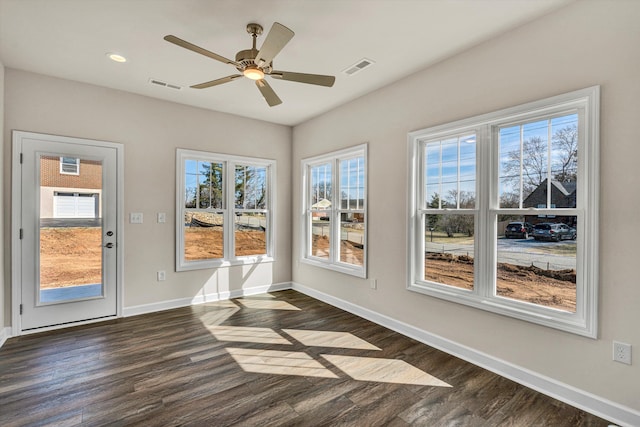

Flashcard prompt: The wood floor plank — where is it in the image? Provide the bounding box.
[0,290,612,426]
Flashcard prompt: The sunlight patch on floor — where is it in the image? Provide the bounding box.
[208,326,292,345]
[283,329,381,350]
[226,348,338,378]
[321,355,452,387]
[237,299,301,311]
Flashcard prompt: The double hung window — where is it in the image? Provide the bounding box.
[302,144,367,277]
[176,149,275,271]
[408,87,599,336]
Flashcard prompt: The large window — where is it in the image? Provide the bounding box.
[408,87,599,337]
[302,144,367,277]
[176,149,275,271]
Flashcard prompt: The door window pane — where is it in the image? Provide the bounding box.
[39,155,103,303]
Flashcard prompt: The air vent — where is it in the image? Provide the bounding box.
[149,78,182,90]
[342,58,375,76]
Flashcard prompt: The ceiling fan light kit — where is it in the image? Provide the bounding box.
[164,22,335,107]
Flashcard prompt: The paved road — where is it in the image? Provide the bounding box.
[426,237,576,270]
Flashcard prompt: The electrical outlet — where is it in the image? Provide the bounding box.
[157,270,166,281]
[130,212,143,224]
[613,341,632,365]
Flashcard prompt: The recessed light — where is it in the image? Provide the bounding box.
[107,53,127,63]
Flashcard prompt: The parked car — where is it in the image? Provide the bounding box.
[504,222,533,239]
[532,223,577,241]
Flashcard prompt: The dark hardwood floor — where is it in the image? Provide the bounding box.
[0,290,611,426]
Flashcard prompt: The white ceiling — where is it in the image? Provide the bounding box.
[0,0,571,126]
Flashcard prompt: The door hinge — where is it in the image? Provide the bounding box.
[20,304,23,315]
[20,229,23,239]
[20,153,23,164]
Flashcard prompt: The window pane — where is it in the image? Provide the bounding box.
[235,213,267,256]
[185,172,197,208]
[310,163,332,206]
[551,114,578,208]
[424,214,475,290]
[184,212,224,260]
[499,114,577,209]
[311,213,330,259]
[497,215,577,312]
[198,161,224,209]
[235,165,268,209]
[340,212,364,266]
[340,157,365,210]
[425,135,476,209]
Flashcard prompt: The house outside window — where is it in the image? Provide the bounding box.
[176,149,275,271]
[302,144,367,278]
[408,87,599,337]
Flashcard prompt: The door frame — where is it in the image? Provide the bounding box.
[11,131,124,336]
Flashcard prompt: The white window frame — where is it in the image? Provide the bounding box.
[176,148,275,271]
[408,86,599,337]
[59,156,80,175]
[301,144,368,278]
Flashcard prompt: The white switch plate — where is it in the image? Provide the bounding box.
[157,212,166,223]
[157,270,166,281]
[130,213,143,224]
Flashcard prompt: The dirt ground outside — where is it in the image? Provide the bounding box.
[425,252,576,312]
[39,226,266,289]
[40,228,576,312]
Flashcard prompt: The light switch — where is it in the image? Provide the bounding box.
[157,212,166,223]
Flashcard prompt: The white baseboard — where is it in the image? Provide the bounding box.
[290,282,640,427]
[0,327,12,348]
[122,282,291,317]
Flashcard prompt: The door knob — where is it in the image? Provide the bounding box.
[104,242,114,248]
[106,231,114,236]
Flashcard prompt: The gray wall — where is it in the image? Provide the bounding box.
[292,0,640,412]
[3,69,292,313]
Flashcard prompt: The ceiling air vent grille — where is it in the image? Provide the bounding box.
[149,78,182,90]
[342,58,375,76]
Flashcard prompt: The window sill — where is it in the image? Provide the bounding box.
[407,281,595,338]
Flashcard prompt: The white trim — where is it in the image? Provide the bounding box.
[11,131,125,335]
[407,86,599,337]
[176,148,276,272]
[122,282,291,317]
[290,282,640,427]
[0,327,12,348]
[301,143,368,278]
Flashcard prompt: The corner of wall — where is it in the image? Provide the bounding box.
[0,61,6,332]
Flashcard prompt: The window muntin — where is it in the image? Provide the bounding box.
[60,156,80,175]
[177,149,274,271]
[302,144,367,277]
[408,87,599,337]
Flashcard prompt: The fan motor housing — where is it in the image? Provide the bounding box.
[235,49,272,73]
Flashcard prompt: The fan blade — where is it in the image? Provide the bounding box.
[191,74,243,89]
[255,79,282,107]
[164,35,240,67]
[255,22,294,68]
[270,71,335,87]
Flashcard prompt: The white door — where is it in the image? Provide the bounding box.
[14,131,121,331]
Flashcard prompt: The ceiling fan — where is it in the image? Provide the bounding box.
[164,22,336,107]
